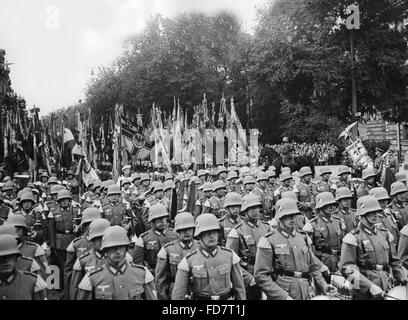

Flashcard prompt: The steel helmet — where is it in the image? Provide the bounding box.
[212,180,226,190]
[241,194,262,212]
[240,166,250,177]
[67,170,74,176]
[243,176,256,185]
[57,190,73,202]
[362,168,376,180]
[174,173,184,182]
[140,173,150,183]
[395,172,407,183]
[369,187,390,201]
[279,171,293,182]
[194,214,220,238]
[121,178,131,187]
[281,191,298,201]
[174,212,195,232]
[88,218,111,241]
[2,181,14,192]
[299,167,313,178]
[92,180,102,190]
[217,166,227,175]
[0,223,19,238]
[132,173,141,182]
[275,198,300,220]
[0,234,21,257]
[226,171,238,181]
[101,226,130,250]
[50,184,66,196]
[338,166,351,176]
[7,214,28,230]
[163,180,175,191]
[16,190,25,201]
[189,176,201,185]
[315,192,337,210]
[266,170,276,178]
[257,172,268,182]
[148,203,169,222]
[81,207,102,226]
[320,167,332,176]
[163,173,172,182]
[390,182,408,197]
[268,166,277,172]
[202,182,213,193]
[47,177,58,185]
[281,167,291,174]
[197,170,206,177]
[40,171,49,178]
[151,181,164,193]
[104,180,115,190]
[107,185,121,196]
[335,187,353,201]
[122,165,131,172]
[356,196,382,216]
[224,192,243,208]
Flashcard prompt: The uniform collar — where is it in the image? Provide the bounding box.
[228,216,240,224]
[179,241,193,249]
[277,225,295,238]
[200,246,218,258]
[95,250,104,259]
[339,208,349,215]
[245,219,259,228]
[319,214,332,223]
[154,229,166,236]
[393,202,403,209]
[0,272,16,285]
[359,220,377,235]
[108,261,127,275]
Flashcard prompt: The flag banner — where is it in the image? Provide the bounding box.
[82,157,101,187]
[121,119,153,160]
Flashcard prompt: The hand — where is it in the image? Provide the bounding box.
[369,284,385,299]
[286,296,293,300]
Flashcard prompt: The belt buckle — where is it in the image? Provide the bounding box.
[65,230,70,234]
[294,271,302,278]
[211,295,220,300]
[376,265,383,272]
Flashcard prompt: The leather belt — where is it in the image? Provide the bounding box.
[193,291,234,300]
[317,247,340,255]
[360,264,388,272]
[277,270,310,279]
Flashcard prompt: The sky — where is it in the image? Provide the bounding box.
[0,0,269,116]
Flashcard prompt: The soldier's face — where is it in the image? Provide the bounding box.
[41,177,48,183]
[204,191,213,199]
[21,200,34,212]
[340,173,349,181]
[322,173,330,181]
[364,211,379,225]
[366,177,375,185]
[15,227,26,239]
[379,199,389,210]
[0,254,18,276]
[200,230,219,249]
[219,172,227,180]
[105,245,127,266]
[303,175,312,183]
[245,183,254,192]
[216,188,226,197]
[123,184,130,191]
[133,179,140,187]
[259,180,267,188]
[178,228,194,242]
[322,204,337,216]
[227,205,241,218]
[280,214,297,230]
[246,206,260,222]
[268,177,276,184]
[339,199,352,209]
[164,190,172,198]
[67,174,73,180]
[4,190,12,197]
[230,177,237,184]
[154,190,164,200]
[108,194,120,203]
[142,180,150,187]
[283,179,292,187]
[123,169,131,176]
[60,199,71,209]
[153,217,168,231]
[93,237,103,251]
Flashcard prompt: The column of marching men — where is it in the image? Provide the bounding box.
[1,163,408,300]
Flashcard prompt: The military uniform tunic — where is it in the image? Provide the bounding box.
[0,270,47,300]
[335,208,358,234]
[389,201,408,230]
[293,182,316,220]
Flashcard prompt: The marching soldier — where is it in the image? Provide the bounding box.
[0,193,13,225]
[80,180,96,208]
[77,226,157,300]
[333,166,356,196]
[293,167,315,220]
[138,173,151,195]
[194,182,213,219]
[65,170,80,203]
[254,198,333,300]
[217,166,228,183]
[339,195,407,300]
[63,207,101,299]
[155,212,198,300]
[315,167,335,194]
[144,181,168,209]
[218,192,243,244]
[253,172,274,222]
[2,181,15,204]
[102,185,131,227]
[48,189,81,293]
[241,176,257,197]
[388,182,408,230]
[273,171,294,203]
[335,187,358,234]
[172,213,246,300]
[130,173,141,195]
[117,165,132,188]
[303,192,345,272]
[70,218,111,299]
[0,234,47,300]
[132,203,178,273]
[279,191,306,230]
[226,171,238,193]
[369,187,400,247]
[356,168,378,198]
[202,180,226,218]
[121,178,132,203]
[128,196,149,237]
[266,167,279,192]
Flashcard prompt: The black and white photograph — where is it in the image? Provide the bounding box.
[1,0,408,306]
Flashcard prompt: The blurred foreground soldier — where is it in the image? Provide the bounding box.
[77,226,157,300]
[335,187,358,233]
[389,182,408,229]
[132,203,177,273]
[218,192,242,244]
[63,207,101,299]
[369,187,399,247]
[0,234,47,300]
[172,214,245,300]
[155,212,198,300]
[293,167,315,220]
[254,198,333,300]
[70,218,111,299]
[339,196,407,300]
[0,193,12,225]
[356,168,378,198]
[303,192,345,272]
